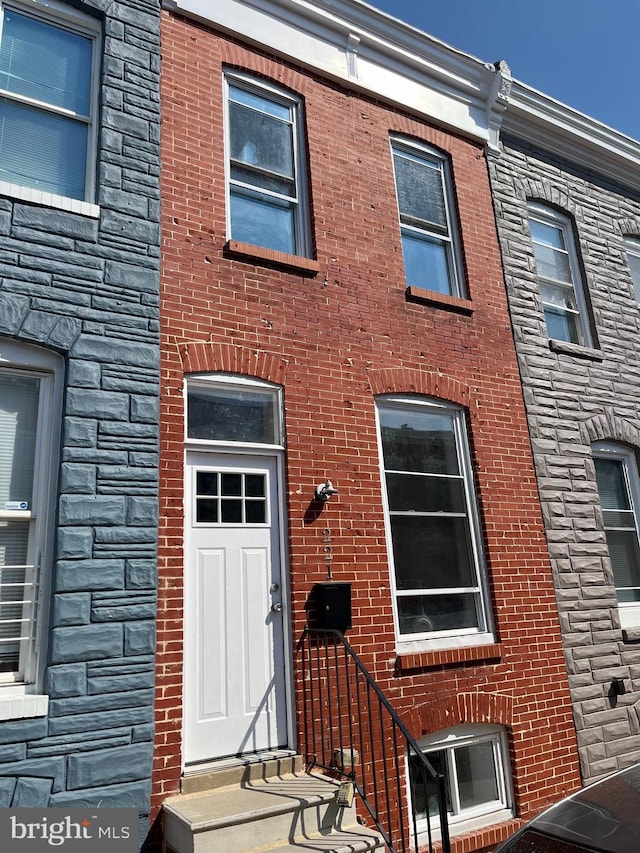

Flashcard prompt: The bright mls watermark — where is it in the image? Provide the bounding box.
[0,809,138,851]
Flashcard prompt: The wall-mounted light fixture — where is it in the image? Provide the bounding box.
[314,480,338,502]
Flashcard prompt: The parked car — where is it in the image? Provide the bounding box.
[495,763,640,852]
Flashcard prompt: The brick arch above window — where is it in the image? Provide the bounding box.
[366,367,470,408]
[408,692,514,738]
[579,409,640,449]
[179,341,288,386]
[219,51,310,97]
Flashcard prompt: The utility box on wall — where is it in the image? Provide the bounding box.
[313,582,352,632]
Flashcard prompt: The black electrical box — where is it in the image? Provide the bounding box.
[313,582,352,632]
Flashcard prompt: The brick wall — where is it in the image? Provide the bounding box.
[155,11,582,843]
[0,0,160,838]
[489,136,640,782]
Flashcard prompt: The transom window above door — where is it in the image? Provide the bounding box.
[186,375,283,448]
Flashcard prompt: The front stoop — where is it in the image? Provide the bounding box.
[162,760,383,853]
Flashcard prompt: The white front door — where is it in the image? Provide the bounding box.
[184,452,288,764]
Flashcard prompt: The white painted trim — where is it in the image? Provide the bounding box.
[0,182,100,217]
[0,0,102,206]
[0,692,48,721]
[410,723,514,839]
[374,395,495,651]
[0,339,64,692]
[164,0,507,146]
[503,79,640,187]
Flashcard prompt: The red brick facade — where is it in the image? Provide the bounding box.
[154,10,582,847]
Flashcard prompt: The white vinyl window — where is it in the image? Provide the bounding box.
[0,0,100,205]
[186,374,283,449]
[376,397,493,649]
[409,724,512,837]
[224,72,310,257]
[593,443,640,628]
[624,236,640,303]
[527,202,591,346]
[391,139,464,297]
[0,340,61,714]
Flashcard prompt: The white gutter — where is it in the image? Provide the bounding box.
[502,78,640,187]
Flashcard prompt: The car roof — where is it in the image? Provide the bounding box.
[531,763,640,853]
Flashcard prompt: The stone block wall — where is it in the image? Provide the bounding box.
[0,0,160,840]
[489,137,640,782]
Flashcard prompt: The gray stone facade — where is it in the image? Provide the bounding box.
[0,0,160,839]
[489,135,640,783]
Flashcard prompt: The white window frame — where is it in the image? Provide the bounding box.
[184,373,284,451]
[0,0,101,217]
[391,137,465,298]
[223,70,311,258]
[527,202,591,347]
[0,339,62,719]
[408,724,513,839]
[623,235,640,303]
[375,396,494,652]
[593,442,640,628]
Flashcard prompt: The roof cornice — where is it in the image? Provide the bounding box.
[163,0,508,147]
[503,79,640,188]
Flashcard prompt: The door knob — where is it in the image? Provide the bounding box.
[271,602,282,613]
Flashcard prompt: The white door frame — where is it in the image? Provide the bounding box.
[182,444,294,768]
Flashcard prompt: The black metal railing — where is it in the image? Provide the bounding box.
[299,627,451,853]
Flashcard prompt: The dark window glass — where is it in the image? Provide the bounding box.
[595,455,640,601]
[187,384,278,444]
[196,499,218,523]
[379,401,483,637]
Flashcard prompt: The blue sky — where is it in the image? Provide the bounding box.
[366,0,640,142]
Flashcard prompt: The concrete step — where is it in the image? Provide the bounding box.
[163,768,383,853]
[245,825,383,853]
[182,754,303,795]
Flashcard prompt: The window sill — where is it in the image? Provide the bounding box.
[406,286,473,315]
[0,181,100,218]
[396,643,502,672]
[548,338,603,361]
[439,817,524,853]
[224,240,320,275]
[0,693,48,721]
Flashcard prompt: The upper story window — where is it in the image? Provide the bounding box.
[409,724,512,838]
[391,139,464,297]
[623,236,640,303]
[527,202,592,346]
[186,374,283,448]
[376,397,492,650]
[593,442,640,628]
[224,72,310,257]
[0,1,99,204]
[0,339,61,711]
